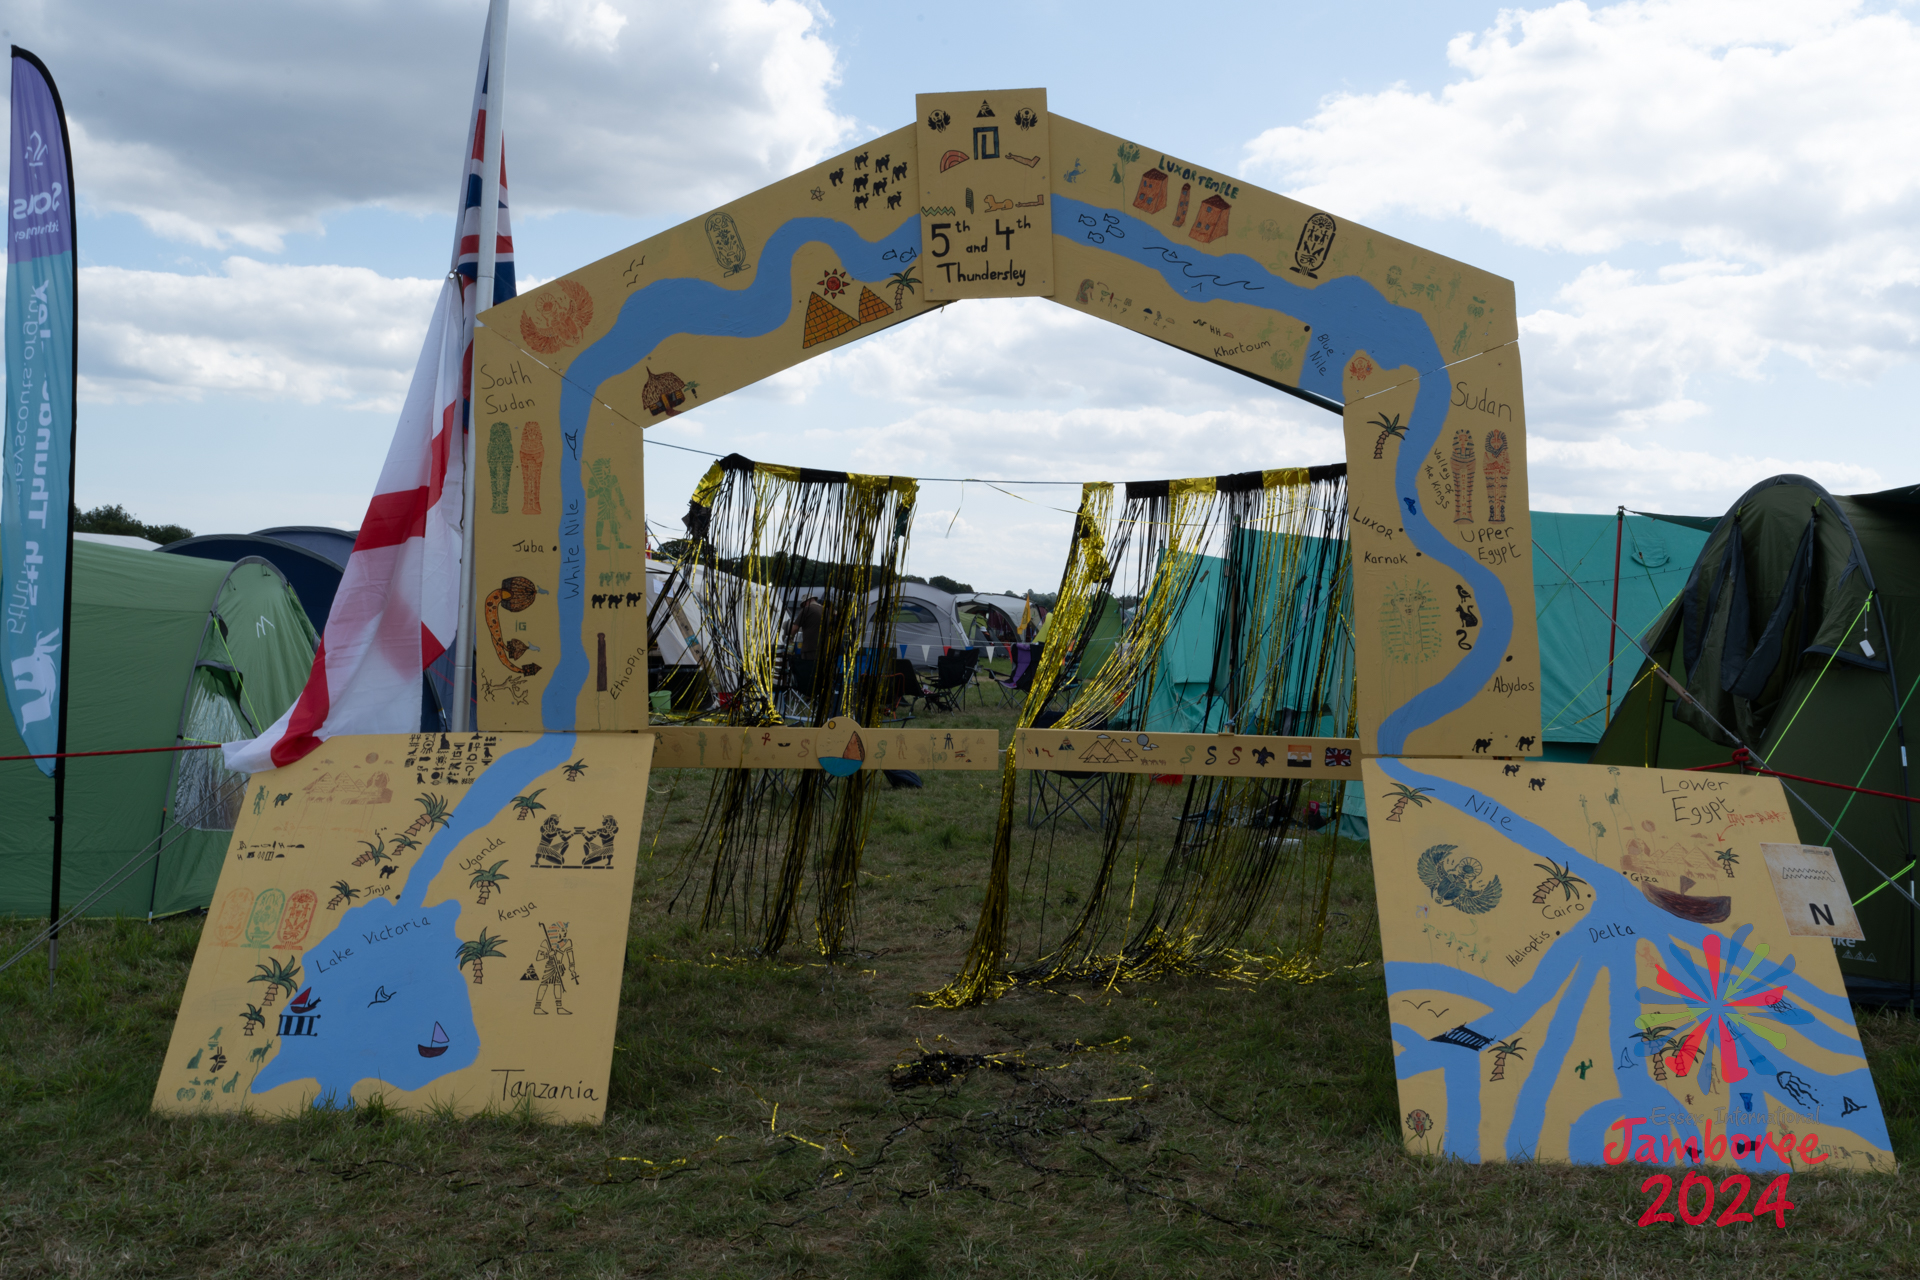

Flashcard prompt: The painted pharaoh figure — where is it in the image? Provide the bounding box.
[520,423,544,515]
[531,920,579,1015]
[1484,429,1510,523]
[588,458,633,551]
[1450,430,1476,525]
[487,422,514,515]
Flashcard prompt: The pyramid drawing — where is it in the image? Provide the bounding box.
[1079,736,1134,765]
[857,286,893,325]
[801,292,859,348]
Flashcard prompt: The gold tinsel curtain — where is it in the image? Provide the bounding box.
[658,453,917,957]
[930,465,1352,1006]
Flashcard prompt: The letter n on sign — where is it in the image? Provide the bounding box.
[1760,843,1865,937]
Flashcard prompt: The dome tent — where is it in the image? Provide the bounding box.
[161,525,451,730]
[1592,474,1920,1001]
[0,541,317,919]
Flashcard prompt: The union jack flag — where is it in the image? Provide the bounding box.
[1324,747,1353,767]
[225,13,516,772]
[454,40,516,370]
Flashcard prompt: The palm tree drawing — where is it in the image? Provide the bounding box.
[1530,858,1589,905]
[1716,848,1739,878]
[1486,1036,1526,1082]
[887,269,922,310]
[470,860,510,905]
[561,759,588,782]
[511,789,548,821]
[403,792,452,839]
[456,929,507,985]
[326,879,359,911]
[1632,1025,1679,1081]
[1369,411,1408,459]
[249,957,301,1008]
[1382,783,1435,822]
[390,832,420,857]
[351,834,388,868]
[239,1003,267,1037]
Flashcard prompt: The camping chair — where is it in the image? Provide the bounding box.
[881,658,925,723]
[994,643,1042,708]
[928,649,979,710]
[775,649,817,723]
[1023,709,1117,831]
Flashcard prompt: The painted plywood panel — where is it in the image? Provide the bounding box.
[1366,757,1892,1171]
[472,123,929,731]
[1044,114,1518,398]
[153,732,653,1123]
[1039,115,1535,757]
[651,719,999,771]
[916,89,1054,299]
[1015,729,1361,779]
[1342,345,1541,757]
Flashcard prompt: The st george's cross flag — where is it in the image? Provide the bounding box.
[224,20,515,772]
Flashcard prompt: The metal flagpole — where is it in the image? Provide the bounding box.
[453,0,508,733]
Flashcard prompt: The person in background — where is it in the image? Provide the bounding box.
[791,596,825,658]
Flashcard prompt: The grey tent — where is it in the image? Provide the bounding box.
[884,581,970,665]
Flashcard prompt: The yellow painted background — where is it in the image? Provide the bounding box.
[1365,758,1891,1170]
[154,733,654,1122]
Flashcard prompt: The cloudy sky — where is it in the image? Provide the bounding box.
[7,0,1917,594]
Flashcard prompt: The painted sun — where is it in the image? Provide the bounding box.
[817,267,851,298]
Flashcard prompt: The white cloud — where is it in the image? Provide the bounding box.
[13,0,852,250]
[1244,0,1920,435]
[1529,435,1882,513]
[81,259,441,409]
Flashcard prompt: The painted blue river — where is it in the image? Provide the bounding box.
[544,217,922,728]
[526,191,1884,1162]
[543,199,1507,745]
[253,734,575,1105]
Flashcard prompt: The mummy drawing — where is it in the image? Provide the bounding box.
[1450,430,1476,524]
[486,422,513,516]
[520,423,545,515]
[1484,429,1510,523]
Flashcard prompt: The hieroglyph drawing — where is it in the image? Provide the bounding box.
[1367,758,1891,1171]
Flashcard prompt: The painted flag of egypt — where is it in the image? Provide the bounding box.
[224,23,514,773]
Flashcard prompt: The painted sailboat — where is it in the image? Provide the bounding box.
[417,1021,450,1058]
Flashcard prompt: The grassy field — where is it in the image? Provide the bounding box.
[3,698,1920,1278]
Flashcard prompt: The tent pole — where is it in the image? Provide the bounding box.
[44,65,80,986]
[1603,506,1624,731]
[453,0,509,734]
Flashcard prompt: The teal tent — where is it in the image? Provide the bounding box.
[0,541,317,918]
[1532,513,1710,761]
[1138,533,1355,737]
[1124,514,1709,838]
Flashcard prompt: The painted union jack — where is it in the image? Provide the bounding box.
[1324,747,1353,767]
[226,17,514,772]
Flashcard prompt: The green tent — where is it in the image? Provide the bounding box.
[1591,475,1920,1000]
[1532,512,1710,761]
[0,541,317,919]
